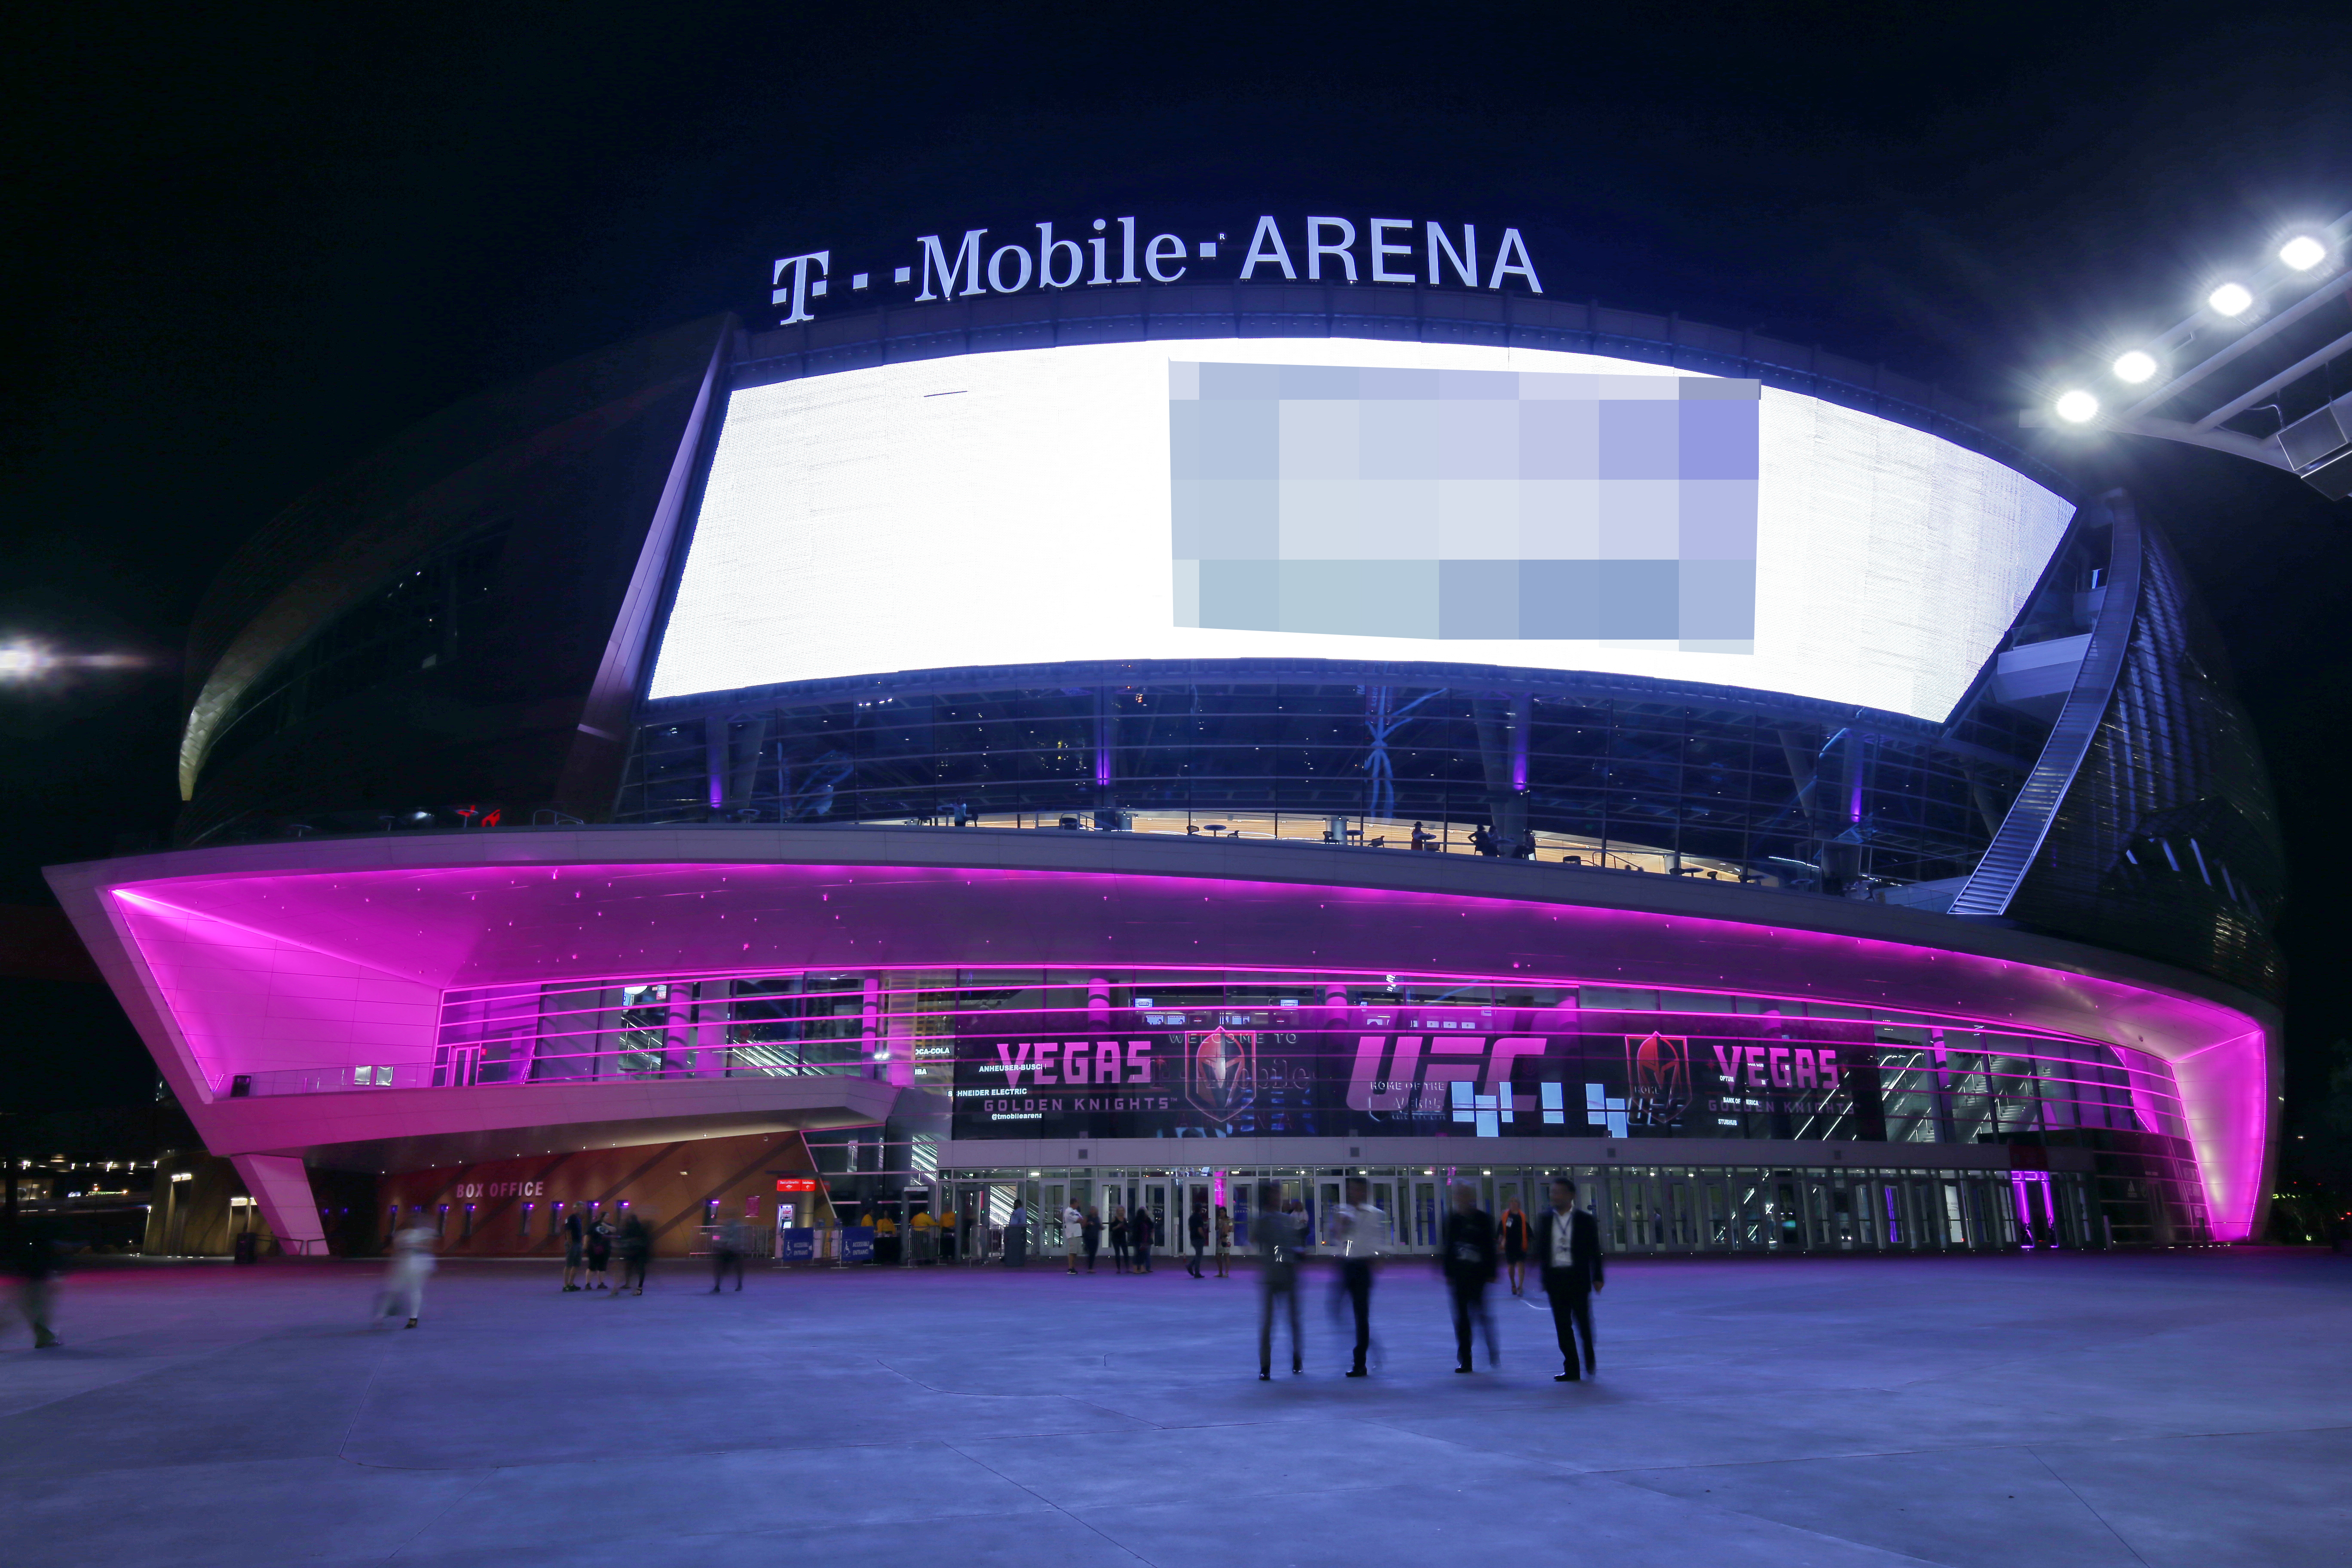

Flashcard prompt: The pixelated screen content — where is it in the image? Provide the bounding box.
[1172,361,1758,646]
[650,338,2073,721]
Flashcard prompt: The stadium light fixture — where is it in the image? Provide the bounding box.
[2021,207,2352,498]
[0,641,144,681]
[2207,282,2255,318]
[2054,390,2101,424]
[2278,233,2328,272]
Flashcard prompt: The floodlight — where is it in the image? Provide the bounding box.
[2278,234,2328,272]
[2207,282,2254,317]
[2054,390,2100,424]
[0,645,40,678]
[2112,350,2158,384]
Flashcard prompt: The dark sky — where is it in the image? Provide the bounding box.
[6,2,2350,1125]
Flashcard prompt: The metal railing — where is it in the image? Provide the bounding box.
[222,1047,879,1099]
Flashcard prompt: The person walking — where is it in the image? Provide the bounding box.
[1330,1176,1388,1377]
[1440,1182,1500,1372]
[0,1212,63,1348]
[1109,1205,1130,1273]
[1535,1176,1604,1381]
[938,1206,957,1263]
[1255,1182,1304,1378]
[560,1207,585,1291]
[616,1208,651,1295]
[1063,1198,1086,1274]
[377,1219,437,1329]
[1004,1200,1028,1267]
[710,1214,747,1292]
[1081,1204,1102,1273]
[1213,1204,1233,1277]
[1186,1203,1210,1278]
[1500,1197,1531,1296]
[1129,1201,1154,1274]
[584,1212,613,1290]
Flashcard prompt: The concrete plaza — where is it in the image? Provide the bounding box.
[2,1250,2346,1568]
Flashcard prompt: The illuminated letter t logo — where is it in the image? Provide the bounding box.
[772,251,831,324]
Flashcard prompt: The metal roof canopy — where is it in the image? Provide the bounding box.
[2025,209,2352,499]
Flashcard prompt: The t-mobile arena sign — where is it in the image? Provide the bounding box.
[770,212,1546,325]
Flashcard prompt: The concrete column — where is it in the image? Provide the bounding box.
[231,1154,329,1256]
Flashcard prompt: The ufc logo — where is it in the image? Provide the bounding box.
[1345,1035,1547,1112]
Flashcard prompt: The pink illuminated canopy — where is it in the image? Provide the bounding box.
[47,829,2276,1241]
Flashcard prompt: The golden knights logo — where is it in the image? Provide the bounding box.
[1185,1026,1256,1124]
[1625,1032,1691,1127]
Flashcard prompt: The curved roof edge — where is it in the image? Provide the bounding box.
[637,655,1955,738]
[731,285,2073,501]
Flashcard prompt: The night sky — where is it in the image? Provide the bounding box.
[6,4,2349,1165]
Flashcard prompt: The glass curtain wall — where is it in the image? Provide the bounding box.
[622,678,2046,895]
[410,964,2209,1246]
[935,1162,2101,1258]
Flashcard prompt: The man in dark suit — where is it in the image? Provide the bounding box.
[1440,1182,1500,1372]
[1534,1175,1604,1381]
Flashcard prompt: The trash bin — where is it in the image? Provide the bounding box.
[233,1231,259,1265]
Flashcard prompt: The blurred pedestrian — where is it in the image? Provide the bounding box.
[1535,1176,1604,1381]
[710,1214,747,1292]
[1255,1182,1303,1378]
[1133,1201,1158,1273]
[1004,1200,1028,1267]
[0,1212,64,1349]
[1330,1176,1387,1377]
[1441,1182,1500,1372]
[1082,1204,1102,1273]
[1500,1196,1530,1296]
[1109,1204,1130,1273]
[585,1212,612,1289]
[616,1208,651,1295]
[938,1206,958,1263]
[1214,1204,1233,1277]
[560,1207,585,1291]
[1186,1202,1209,1278]
[377,1219,437,1329]
[1063,1198,1085,1274]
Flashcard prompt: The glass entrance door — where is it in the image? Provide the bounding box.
[1701,1178,1730,1249]
[1142,1182,1169,1264]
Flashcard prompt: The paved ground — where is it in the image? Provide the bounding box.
[1,1250,2347,1568]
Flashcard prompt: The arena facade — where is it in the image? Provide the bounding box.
[48,211,2283,1259]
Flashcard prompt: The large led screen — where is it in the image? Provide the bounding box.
[651,338,2072,720]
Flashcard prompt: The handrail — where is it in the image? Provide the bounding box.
[1948,490,2143,918]
[224,1049,879,1099]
